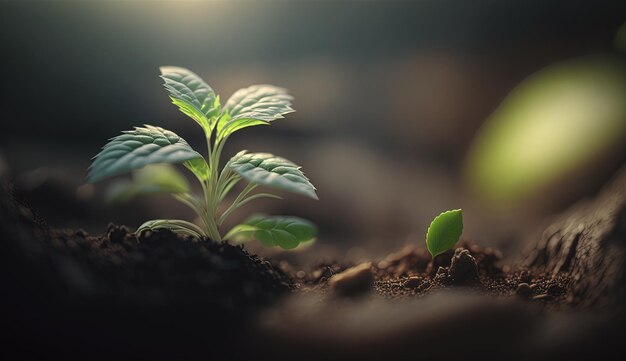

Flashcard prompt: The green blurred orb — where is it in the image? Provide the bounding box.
[465,56,626,208]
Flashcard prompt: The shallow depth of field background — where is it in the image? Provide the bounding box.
[1,1,624,262]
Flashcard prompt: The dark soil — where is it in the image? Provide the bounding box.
[0,179,619,360]
[373,242,570,306]
[283,241,571,308]
[0,182,291,360]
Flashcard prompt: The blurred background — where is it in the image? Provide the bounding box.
[1,0,625,263]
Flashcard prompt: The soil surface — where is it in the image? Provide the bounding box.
[1,182,291,359]
[285,241,570,308]
[2,178,624,360]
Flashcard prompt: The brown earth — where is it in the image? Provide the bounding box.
[1,168,625,360]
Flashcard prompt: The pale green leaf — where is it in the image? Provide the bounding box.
[105,164,189,203]
[225,214,317,250]
[426,209,463,258]
[184,157,210,182]
[217,85,293,139]
[132,163,189,192]
[136,219,206,239]
[88,125,203,182]
[104,179,135,204]
[160,66,220,130]
[228,151,317,200]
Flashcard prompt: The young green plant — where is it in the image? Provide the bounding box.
[425,209,463,258]
[88,66,318,249]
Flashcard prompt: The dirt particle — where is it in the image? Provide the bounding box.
[74,229,87,238]
[433,266,450,285]
[404,276,423,289]
[107,223,129,244]
[448,248,480,285]
[547,283,564,296]
[329,262,373,297]
[318,266,335,283]
[532,294,552,301]
[436,266,447,276]
[311,269,323,281]
[515,283,532,297]
[519,269,532,283]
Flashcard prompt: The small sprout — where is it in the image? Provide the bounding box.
[88,66,317,249]
[425,209,463,258]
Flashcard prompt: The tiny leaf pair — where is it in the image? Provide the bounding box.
[88,66,317,249]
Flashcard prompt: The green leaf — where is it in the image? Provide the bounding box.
[228,151,318,200]
[88,125,203,182]
[136,219,206,239]
[225,214,317,250]
[426,209,463,258]
[160,66,220,131]
[105,164,190,203]
[184,157,210,182]
[217,85,293,139]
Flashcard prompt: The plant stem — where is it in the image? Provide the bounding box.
[199,128,222,242]
[218,183,257,225]
[218,192,281,226]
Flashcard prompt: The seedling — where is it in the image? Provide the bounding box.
[425,209,463,258]
[88,66,318,249]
